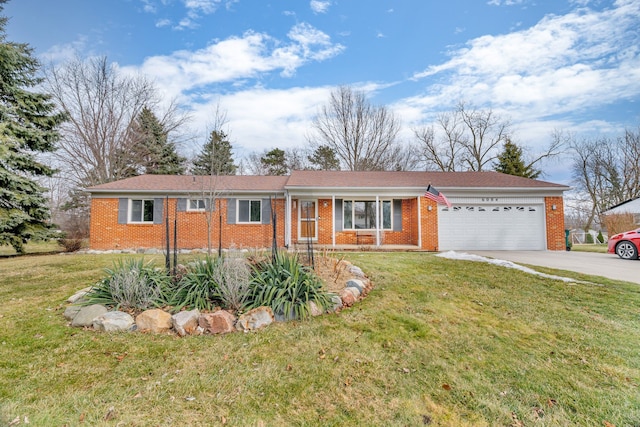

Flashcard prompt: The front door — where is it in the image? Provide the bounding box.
[299,200,317,240]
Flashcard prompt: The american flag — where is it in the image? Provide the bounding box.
[424,184,452,208]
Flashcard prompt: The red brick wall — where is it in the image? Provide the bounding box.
[420,197,439,251]
[545,196,566,251]
[90,198,286,251]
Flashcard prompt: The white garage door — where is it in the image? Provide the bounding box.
[438,203,546,250]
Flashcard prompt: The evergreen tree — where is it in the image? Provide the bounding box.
[494,139,541,179]
[308,145,340,170]
[192,130,236,175]
[128,106,185,175]
[261,148,288,175]
[0,3,66,253]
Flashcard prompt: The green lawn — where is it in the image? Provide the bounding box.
[0,252,638,426]
[571,244,609,253]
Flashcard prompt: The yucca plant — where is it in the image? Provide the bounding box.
[83,258,172,311]
[168,256,223,311]
[248,251,333,320]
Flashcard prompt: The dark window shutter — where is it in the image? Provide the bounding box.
[118,198,128,224]
[393,199,402,231]
[153,198,164,224]
[177,198,187,212]
[335,199,343,231]
[261,198,271,224]
[227,198,236,224]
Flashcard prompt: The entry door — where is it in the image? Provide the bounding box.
[299,200,317,240]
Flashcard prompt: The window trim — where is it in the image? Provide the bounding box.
[342,199,392,230]
[187,198,206,211]
[129,198,155,223]
[237,199,262,224]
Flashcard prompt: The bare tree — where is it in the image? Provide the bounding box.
[570,126,640,230]
[308,85,401,171]
[45,56,187,187]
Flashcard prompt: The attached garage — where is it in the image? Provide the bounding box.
[437,198,547,251]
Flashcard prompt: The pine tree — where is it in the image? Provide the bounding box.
[494,139,541,179]
[261,148,288,175]
[128,107,185,175]
[0,4,66,253]
[192,130,236,175]
[308,145,340,170]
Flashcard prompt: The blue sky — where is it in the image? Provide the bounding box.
[4,0,640,184]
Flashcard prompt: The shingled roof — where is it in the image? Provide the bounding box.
[285,170,568,189]
[86,171,569,194]
[87,174,289,193]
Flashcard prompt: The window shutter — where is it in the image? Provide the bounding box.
[153,198,164,224]
[177,198,187,212]
[118,198,128,224]
[261,198,271,224]
[227,198,236,224]
[393,199,402,231]
[335,199,343,231]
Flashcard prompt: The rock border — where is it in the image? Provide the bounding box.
[63,260,373,336]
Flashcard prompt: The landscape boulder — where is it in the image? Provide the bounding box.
[172,309,201,336]
[63,305,82,321]
[136,309,173,333]
[308,301,323,317]
[67,287,91,304]
[236,306,275,331]
[199,311,237,335]
[346,279,365,294]
[339,289,356,308]
[93,311,134,332]
[71,304,108,327]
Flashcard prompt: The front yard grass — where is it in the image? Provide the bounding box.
[0,252,638,426]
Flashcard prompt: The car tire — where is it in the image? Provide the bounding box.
[615,241,638,260]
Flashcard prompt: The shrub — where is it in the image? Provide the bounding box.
[603,213,636,236]
[169,256,223,312]
[248,252,333,320]
[215,252,251,312]
[57,237,85,252]
[84,258,172,310]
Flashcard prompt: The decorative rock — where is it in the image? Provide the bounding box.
[71,304,108,327]
[346,279,365,294]
[329,295,343,312]
[236,306,275,331]
[93,311,135,332]
[199,311,237,334]
[339,289,356,308]
[344,286,361,299]
[67,287,92,304]
[136,309,173,333]
[347,265,366,279]
[308,301,323,316]
[63,305,82,321]
[172,309,201,336]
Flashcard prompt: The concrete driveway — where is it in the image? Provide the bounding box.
[467,250,639,285]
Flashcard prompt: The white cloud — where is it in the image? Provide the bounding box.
[310,0,331,14]
[409,0,640,122]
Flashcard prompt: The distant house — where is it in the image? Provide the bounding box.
[602,197,640,225]
[86,170,569,252]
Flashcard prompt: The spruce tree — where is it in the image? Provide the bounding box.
[0,3,66,253]
[192,130,236,175]
[129,106,185,175]
[494,139,541,179]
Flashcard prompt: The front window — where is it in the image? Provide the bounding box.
[188,199,206,211]
[131,199,154,223]
[343,200,391,230]
[238,199,261,223]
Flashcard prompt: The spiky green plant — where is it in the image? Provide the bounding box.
[83,258,172,310]
[248,251,333,320]
[168,256,223,311]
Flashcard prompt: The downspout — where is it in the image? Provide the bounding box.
[417,196,422,249]
[285,191,291,248]
[332,194,336,247]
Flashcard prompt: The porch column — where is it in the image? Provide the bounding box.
[332,195,336,247]
[417,196,422,249]
[375,195,380,246]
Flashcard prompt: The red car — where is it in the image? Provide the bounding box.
[608,228,640,260]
